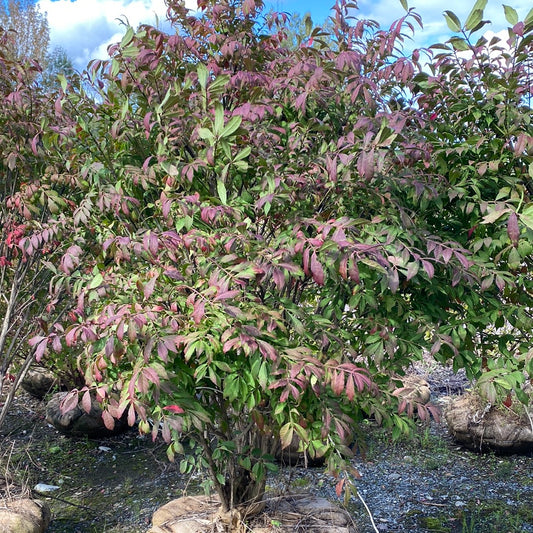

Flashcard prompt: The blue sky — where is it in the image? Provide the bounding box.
[37,0,533,71]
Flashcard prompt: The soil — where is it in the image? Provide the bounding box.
[1,363,532,533]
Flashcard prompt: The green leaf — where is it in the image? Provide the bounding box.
[89,272,103,289]
[449,37,470,51]
[279,423,294,449]
[525,8,533,26]
[220,115,242,139]
[304,13,312,35]
[208,74,230,94]
[57,73,67,92]
[465,0,487,31]
[223,374,240,401]
[464,9,483,32]
[197,128,214,143]
[482,208,510,224]
[443,11,462,32]
[217,180,227,205]
[520,205,533,230]
[258,362,268,389]
[214,103,224,136]
[503,5,519,26]
[400,0,408,11]
[120,26,134,47]
[234,145,251,162]
[197,63,208,90]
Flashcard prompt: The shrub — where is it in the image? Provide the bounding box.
[12,0,532,516]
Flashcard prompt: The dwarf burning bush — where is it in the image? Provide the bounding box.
[18,0,532,516]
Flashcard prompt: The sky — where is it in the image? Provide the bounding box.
[36,0,532,71]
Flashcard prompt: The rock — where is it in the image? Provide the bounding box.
[33,483,60,494]
[45,392,129,438]
[0,498,51,533]
[149,495,221,533]
[269,433,326,467]
[393,375,431,405]
[445,392,533,453]
[249,493,357,533]
[21,367,59,399]
[149,493,356,533]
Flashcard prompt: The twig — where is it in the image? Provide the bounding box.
[525,407,533,434]
[37,492,99,513]
[418,500,447,507]
[357,490,379,533]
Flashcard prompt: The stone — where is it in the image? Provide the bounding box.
[21,367,59,399]
[149,495,221,533]
[33,483,60,494]
[259,493,356,532]
[393,375,431,405]
[0,498,51,533]
[45,391,129,438]
[269,432,326,467]
[445,392,533,453]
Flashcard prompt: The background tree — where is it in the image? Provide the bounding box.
[0,0,49,64]
[41,45,76,92]
[0,26,79,428]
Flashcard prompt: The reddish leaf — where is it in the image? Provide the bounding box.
[214,289,240,301]
[481,275,494,291]
[507,212,519,247]
[162,420,171,443]
[454,251,471,269]
[310,252,325,286]
[59,390,79,415]
[192,300,205,324]
[142,367,160,386]
[345,375,355,401]
[335,478,345,498]
[405,261,419,281]
[163,404,185,414]
[421,260,434,278]
[102,410,115,431]
[441,247,453,264]
[29,336,48,362]
[388,268,399,293]
[272,268,285,290]
[81,390,92,414]
[128,404,136,426]
[430,339,441,356]
[143,275,157,299]
[339,255,348,280]
[302,247,310,276]
[348,257,360,283]
[257,339,277,361]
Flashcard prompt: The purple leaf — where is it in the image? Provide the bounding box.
[421,260,435,279]
[507,212,519,247]
[310,252,325,286]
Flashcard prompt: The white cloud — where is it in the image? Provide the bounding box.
[356,0,533,49]
[38,0,533,71]
[38,0,197,70]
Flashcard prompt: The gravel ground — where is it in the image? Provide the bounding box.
[268,364,533,532]
[1,364,532,533]
[272,417,533,532]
